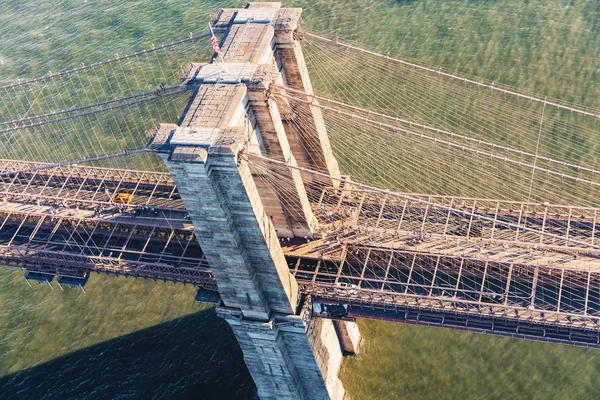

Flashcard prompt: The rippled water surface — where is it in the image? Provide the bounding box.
[2,1,600,399]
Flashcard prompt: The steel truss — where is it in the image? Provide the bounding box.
[308,188,600,269]
[0,159,183,210]
[289,243,600,334]
[1,246,216,289]
[317,188,600,245]
[0,204,212,287]
[0,159,173,182]
[2,162,600,342]
[317,298,600,348]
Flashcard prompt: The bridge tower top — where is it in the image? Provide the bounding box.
[151,1,340,182]
[148,3,352,398]
[150,1,341,240]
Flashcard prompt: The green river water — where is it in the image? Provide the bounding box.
[1,1,600,399]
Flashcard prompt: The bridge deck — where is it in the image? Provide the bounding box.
[323,306,600,349]
[0,195,210,288]
[288,240,600,329]
[315,188,600,249]
[0,159,184,210]
[2,164,600,340]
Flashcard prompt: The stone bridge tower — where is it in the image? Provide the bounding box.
[151,3,361,399]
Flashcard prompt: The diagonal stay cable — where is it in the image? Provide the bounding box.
[275,92,600,190]
[304,32,600,120]
[0,33,210,91]
[0,86,190,135]
[0,85,190,127]
[246,153,600,251]
[276,86,600,179]
[0,149,151,178]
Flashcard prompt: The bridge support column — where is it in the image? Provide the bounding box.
[218,306,350,400]
[160,126,357,399]
[333,320,362,355]
[150,4,363,397]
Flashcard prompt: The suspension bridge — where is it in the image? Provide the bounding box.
[2,2,600,399]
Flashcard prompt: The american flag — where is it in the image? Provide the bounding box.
[209,25,223,57]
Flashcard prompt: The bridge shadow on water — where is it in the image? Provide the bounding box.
[0,309,256,400]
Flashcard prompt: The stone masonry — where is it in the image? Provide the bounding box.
[152,3,361,399]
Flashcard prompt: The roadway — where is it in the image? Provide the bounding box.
[0,159,184,210]
[2,163,600,341]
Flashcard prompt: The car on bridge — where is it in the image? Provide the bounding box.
[112,193,134,204]
[481,292,504,303]
[335,282,358,294]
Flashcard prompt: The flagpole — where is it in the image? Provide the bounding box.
[208,24,226,65]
